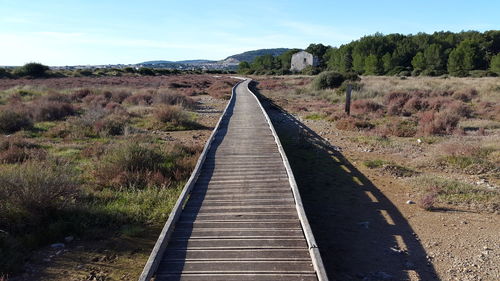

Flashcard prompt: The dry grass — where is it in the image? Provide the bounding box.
[355,76,500,103]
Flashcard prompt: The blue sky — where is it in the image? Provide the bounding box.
[1,0,498,66]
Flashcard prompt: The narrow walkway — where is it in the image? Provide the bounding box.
[152,80,320,281]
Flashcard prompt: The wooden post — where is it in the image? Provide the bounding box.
[345,84,352,115]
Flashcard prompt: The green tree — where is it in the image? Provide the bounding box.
[424,43,445,72]
[364,54,382,75]
[277,49,301,70]
[448,40,483,76]
[411,52,426,71]
[305,43,329,61]
[14,62,49,78]
[352,52,365,73]
[490,53,500,74]
[382,53,395,74]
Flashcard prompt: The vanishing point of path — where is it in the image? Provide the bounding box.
[139,79,327,281]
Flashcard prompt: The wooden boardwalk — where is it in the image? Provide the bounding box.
[140,79,327,281]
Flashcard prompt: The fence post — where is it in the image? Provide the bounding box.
[345,84,352,115]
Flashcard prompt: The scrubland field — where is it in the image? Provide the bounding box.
[254,75,499,280]
[0,75,236,280]
[1,73,499,281]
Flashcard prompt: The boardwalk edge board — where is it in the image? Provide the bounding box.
[138,78,245,281]
[139,78,329,281]
[245,81,329,281]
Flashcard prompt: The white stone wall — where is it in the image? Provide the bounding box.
[290,51,318,71]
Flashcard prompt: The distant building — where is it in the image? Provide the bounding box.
[290,51,319,71]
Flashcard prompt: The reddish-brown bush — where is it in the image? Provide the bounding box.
[70,88,93,101]
[206,80,234,99]
[385,92,410,115]
[154,105,191,126]
[351,99,384,115]
[153,92,195,108]
[476,102,500,121]
[124,92,154,105]
[0,107,33,133]
[110,90,131,103]
[417,110,460,136]
[93,114,129,136]
[335,116,375,131]
[0,137,45,163]
[380,118,418,137]
[31,101,76,121]
[452,88,478,102]
[83,93,110,108]
[402,97,429,114]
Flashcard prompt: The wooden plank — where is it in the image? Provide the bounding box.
[175,221,301,229]
[171,229,304,239]
[179,213,298,221]
[191,187,290,193]
[156,261,314,274]
[155,273,318,281]
[161,248,310,261]
[189,194,294,201]
[184,206,297,214]
[166,238,307,249]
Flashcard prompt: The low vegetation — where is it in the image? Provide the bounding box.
[0,75,235,275]
[412,175,499,211]
[0,63,235,80]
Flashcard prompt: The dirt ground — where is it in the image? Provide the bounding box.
[7,94,227,281]
[254,82,499,281]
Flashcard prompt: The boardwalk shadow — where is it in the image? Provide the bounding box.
[250,81,440,281]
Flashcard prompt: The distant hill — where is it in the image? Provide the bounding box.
[225,48,290,63]
[140,60,173,65]
[136,48,291,70]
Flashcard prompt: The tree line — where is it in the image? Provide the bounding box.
[239,30,500,77]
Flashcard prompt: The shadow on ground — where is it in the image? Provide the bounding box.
[251,81,440,281]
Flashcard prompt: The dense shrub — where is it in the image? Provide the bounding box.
[13,63,50,78]
[154,105,191,126]
[0,159,78,215]
[138,67,155,76]
[70,88,93,102]
[380,118,418,137]
[476,101,500,120]
[124,92,154,105]
[93,143,200,189]
[0,137,45,163]
[0,109,33,134]
[385,92,411,115]
[417,110,460,136]
[154,92,195,108]
[312,71,346,90]
[351,99,384,115]
[0,68,11,78]
[31,101,76,121]
[168,82,191,88]
[110,90,131,103]
[335,116,374,131]
[93,114,129,136]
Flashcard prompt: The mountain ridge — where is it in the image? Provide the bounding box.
[138,48,291,66]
